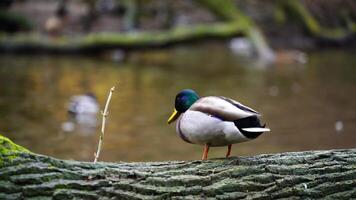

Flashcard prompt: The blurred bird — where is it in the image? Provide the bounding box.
[67,93,99,129]
[229,37,254,57]
[45,0,68,37]
[45,16,63,36]
[168,89,270,160]
[68,93,99,116]
[275,50,308,64]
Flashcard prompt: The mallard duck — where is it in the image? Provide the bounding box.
[68,93,99,116]
[62,93,99,133]
[167,89,270,160]
[67,93,99,126]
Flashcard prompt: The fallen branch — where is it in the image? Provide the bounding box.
[279,0,355,43]
[93,86,115,163]
[0,22,243,54]
[0,135,355,199]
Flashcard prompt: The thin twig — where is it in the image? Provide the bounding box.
[94,86,115,163]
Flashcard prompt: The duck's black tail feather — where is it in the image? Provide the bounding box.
[234,116,266,139]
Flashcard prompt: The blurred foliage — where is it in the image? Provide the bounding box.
[278,0,354,40]
[0,0,355,53]
[0,11,32,33]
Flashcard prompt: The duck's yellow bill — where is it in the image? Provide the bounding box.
[167,109,180,124]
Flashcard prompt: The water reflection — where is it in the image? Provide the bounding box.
[0,45,355,162]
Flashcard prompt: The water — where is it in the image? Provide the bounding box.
[0,44,355,162]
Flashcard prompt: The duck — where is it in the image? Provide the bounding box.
[167,89,270,160]
[68,93,99,116]
[67,93,99,126]
[45,0,68,37]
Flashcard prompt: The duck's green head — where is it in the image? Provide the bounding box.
[167,89,200,124]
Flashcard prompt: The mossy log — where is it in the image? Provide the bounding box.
[0,22,243,54]
[1,135,356,199]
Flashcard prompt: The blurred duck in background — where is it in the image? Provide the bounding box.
[274,49,308,65]
[229,37,254,57]
[62,93,99,134]
[45,0,68,37]
[229,37,307,65]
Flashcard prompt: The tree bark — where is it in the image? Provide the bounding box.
[0,135,356,199]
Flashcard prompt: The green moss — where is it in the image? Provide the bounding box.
[81,22,241,47]
[320,28,351,39]
[197,0,244,21]
[0,134,30,165]
[289,0,320,34]
[0,134,29,154]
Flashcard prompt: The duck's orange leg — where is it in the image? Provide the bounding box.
[226,144,232,158]
[202,144,210,160]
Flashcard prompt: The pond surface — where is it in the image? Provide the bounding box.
[0,44,355,162]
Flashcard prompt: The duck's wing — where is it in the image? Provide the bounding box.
[190,96,260,121]
[218,96,260,115]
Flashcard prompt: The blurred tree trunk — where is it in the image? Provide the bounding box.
[122,0,139,32]
[156,0,174,29]
[1,135,356,199]
[83,0,98,32]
